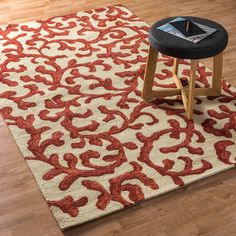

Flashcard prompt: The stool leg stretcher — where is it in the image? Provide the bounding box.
[142,45,223,120]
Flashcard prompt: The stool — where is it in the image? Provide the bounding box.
[142,16,228,119]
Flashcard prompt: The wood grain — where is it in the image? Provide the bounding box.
[173,58,179,75]
[212,52,223,95]
[142,45,158,100]
[0,1,236,236]
[172,74,189,112]
[187,60,197,119]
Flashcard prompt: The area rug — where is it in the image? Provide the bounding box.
[0,5,235,230]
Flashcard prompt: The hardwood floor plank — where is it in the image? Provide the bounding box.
[0,125,63,236]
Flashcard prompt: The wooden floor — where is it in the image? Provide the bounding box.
[0,0,236,235]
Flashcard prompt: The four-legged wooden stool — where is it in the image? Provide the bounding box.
[142,16,228,119]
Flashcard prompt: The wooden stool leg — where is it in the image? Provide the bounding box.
[212,52,223,95]
[142,45,158,100]
[173,58,179,75]
[188,60,197,120]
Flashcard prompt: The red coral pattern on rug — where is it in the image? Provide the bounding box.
[0,5,235,229]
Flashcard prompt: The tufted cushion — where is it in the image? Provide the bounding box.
[149,16,228,59]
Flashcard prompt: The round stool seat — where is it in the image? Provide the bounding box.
[149,16,228,59]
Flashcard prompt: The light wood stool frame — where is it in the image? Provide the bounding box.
[142,45,223,119]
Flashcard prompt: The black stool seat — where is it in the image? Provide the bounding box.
[149,16,228,59]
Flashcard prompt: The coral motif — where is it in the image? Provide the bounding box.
[0,5,235,229]
[48,196,88,217]
[214,140,236,165]
[82,161,158,209]
[202,105,236,138]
